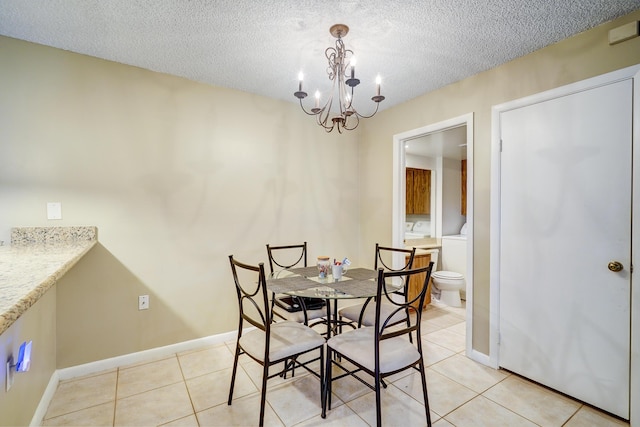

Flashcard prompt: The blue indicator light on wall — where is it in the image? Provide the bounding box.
[16,341,32,372]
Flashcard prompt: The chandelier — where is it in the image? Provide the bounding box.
[294,24,385,133]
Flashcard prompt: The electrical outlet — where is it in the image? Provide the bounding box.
[46,202,62,220]
[6,357,14,392]
[138,295,149,310]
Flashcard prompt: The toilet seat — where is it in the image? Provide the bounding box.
[432,271,463,280]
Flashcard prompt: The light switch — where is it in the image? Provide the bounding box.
[47,202,62,220]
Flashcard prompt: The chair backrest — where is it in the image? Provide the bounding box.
[374,244,416,297]
[375,262,434,341]
[266,242,307,274]
[374,243,416,272]
[229,255,271,335]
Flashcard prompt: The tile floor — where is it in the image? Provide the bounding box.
[41,301,629,426]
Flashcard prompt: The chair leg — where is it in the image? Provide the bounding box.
[375,370,382,427]
[228,344,241,405]
[320,346,326,419]
[418,359,432,427]
[322,346,332,418]
[259,363,269,427]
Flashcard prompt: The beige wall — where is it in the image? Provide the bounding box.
[0,286,57,426]
[0,36,361,368]
[1,9,639,391]
[358,10,640,353]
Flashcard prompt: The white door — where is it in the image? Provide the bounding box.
[498,79,632,418]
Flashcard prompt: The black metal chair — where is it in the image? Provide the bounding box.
[228,255,325,427]
[266,242,326,326]
[338,244,416,333]
[322,263,434,426]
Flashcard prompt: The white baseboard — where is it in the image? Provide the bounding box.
[468,348,495,368]
[30,370,60,427]
[32,330,238,426]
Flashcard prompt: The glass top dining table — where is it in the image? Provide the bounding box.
[266,266,399,337]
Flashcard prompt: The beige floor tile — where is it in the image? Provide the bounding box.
[445,321,466,336]
[434,418,455,426]
[483,375,581,426]
[44,371,117,419]
[117,356,184,398]
[346,384,433,426]
[188,366,257,412]
[394,369,476,418]
[445,395,538,426]
[421,337,456,366]
[325,364,374,404]
[423,310,466,330]
[431,354,508,393]
[196,394,284,427]
[178,344,235,379]
[424,328,466,353]
[564,405,630,427]
[266,374,324,426]
[421,318,446,334]
[160,413,199,426]
[114,382,193,426]
[297,403,369,426]
[42,401,114,426]
[240,356,318,392]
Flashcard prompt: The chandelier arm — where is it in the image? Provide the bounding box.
[350,101,381,120]
[342,113,360,131]
[298,99,322,116]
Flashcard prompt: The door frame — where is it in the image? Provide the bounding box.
[392,112,476,360]
[490,64,640,422]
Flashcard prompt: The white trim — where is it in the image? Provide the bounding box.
[30,370,60,427]
[393,113,476,361]
[631,67,640,427]
[490,63,640,422]
[32,330,239,426]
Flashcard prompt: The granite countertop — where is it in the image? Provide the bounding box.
[0,227,97,335]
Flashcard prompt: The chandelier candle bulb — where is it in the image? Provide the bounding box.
[298,72,303,92]
[376,75,381,96]
[315,91,320,108]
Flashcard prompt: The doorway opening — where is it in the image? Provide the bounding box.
[392,113,475,359]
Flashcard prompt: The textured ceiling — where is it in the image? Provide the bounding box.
[1,0,640,112]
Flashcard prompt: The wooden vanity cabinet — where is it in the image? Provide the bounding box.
[406,167,431,215]
[406,252,432,310]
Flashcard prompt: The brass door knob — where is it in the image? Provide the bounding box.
[608,261,623,272]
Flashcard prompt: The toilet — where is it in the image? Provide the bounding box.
[431,271,465,307]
